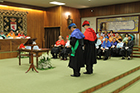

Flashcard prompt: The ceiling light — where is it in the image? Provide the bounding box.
[49,1,65,5]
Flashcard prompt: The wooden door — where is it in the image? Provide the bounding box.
[44,27,60,48]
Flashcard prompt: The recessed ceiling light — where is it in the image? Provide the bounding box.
[49,1,65,5]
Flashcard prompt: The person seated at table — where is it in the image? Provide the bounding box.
[0,31,6,39]
[7,29,15,38]
[115,39,124,57]
[95,39,102,59]
[51,35,65,58]
[98,36,111,60]
[110,38,117,57]
[120,35,134,60]
[60,35,71,60]
[18,31,25,38]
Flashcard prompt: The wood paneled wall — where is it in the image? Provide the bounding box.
[44,6,81,39]
[79,1,140,18]
[61,6,81,38]
[0,6,44,48]
[44,6,61,27]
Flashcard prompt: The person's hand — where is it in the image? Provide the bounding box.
[125,47,129,49]
[96,46,99,49]
[105,47,109,49]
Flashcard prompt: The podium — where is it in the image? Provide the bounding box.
[24,38,39,73]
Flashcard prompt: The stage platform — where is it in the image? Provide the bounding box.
[0,57,140,93]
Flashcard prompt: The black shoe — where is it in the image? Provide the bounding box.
[70,75,80,77]
[97,57,102,60]
[60,58,64,60]
[128,58,130,60]
[122,57,125,60]
[64,58,67,60]
[103,57,108,60]
[83,72,93,74]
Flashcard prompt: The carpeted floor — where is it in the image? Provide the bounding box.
[0,57,140,93]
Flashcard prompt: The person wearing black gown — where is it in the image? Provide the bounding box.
[68,23,85,77]
[82,20,97,74]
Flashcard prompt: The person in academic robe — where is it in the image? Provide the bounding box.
[98,36,111,60]
[110,38,117,57]
[7,29,15,38]
[51,36,65,58]
[82,20,97,74]
[18,31,25,38]
[122,33,129,43]
[0,31,6,39]
[120,35,134,60]
[60,35,71,60]
[108,30,115,38]
[96,30,103,38]
[115,33,122,42]
[68,23,85,77]
[115,39,124,57]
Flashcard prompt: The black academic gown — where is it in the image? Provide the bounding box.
[84,39,97,65]
[68,37,84,69]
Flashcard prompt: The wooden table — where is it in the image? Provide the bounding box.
[18,48,50,70]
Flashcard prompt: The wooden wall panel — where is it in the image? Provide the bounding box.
[44,6,61,27]
[27,10,44,48]
[44,6,81,40]
[80,1,140,17]
[0,6,44,48]
[61,6,81,39]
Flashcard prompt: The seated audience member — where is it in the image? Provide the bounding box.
[96,30,103,38]
[7,29,15,38]
[110,38,118,56]
[60,35,71,60]
[109,33,115,42]
[95,39,102,59]
[129,34,134,41]
[102,34,108,41]
[115,33,122,42]
[98,36,111,60]
[51,36,65,58]
[122,33,128,43]
[108,30,115,37]
[18,31,25,38]
[120,35,134,60]
[115,39,124,56]
[0,31,6,39]
[103,30,108,37]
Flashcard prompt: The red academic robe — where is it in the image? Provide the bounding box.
[55,39,65,46]
[84,28,97,41]
[84,28,97,67]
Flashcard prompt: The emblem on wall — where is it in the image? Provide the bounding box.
[3,16,23,32]
[0,9,27,35]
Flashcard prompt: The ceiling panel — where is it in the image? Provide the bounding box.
[1,0,140,9]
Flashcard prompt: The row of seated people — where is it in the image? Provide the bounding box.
[51,35,71,60]
[96,33,134,60]
[0,29,27,39]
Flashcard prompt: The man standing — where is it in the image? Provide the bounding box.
[68,23,85,77]
[82,20,97,74]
